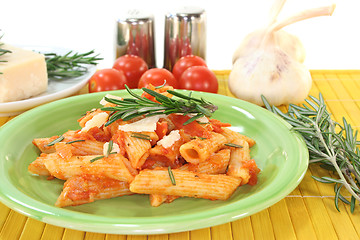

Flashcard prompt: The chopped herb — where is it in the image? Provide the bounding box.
[106,140,114,157]
[168,166,176,185]
[191,136,207,140]
[46,135,64,146]
[154,81,167,89]
[198,122,210,124]
[90,155,104,163]
[90,152,117,163]
[225,143,243,148]
[131,133,151,140]
[66,139,85,144]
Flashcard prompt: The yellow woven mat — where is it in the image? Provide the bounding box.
[1,70,360,239]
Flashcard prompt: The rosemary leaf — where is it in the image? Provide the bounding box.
[168,166,176,185]
[225,143,243,148]
[46,135,64,146]
[106,140,114,157]
[90,155,104,163]
[66,139,85,144]
[131,133,151,140]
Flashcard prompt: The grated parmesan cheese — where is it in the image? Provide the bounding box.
[157,130,180,149]
[81,112,109,132]
[118,115,166,132]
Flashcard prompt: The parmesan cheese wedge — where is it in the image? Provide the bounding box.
[157,130,180,149]
[80,112,109,132]
[0,44,48,103]
[118,115,166,132]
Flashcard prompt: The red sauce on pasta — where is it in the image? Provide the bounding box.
[243,159,260,185]
[168,114,211,138]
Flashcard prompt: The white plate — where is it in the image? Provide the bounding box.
[0,46,96,116]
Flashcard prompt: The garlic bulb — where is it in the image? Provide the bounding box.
[230,45,311,106]
[229,1,335,106]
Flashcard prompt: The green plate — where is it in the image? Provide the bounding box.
[0,90,308,234]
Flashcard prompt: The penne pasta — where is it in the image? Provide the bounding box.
[43,153,134,182]
[56,174,132,207]
[221,127,256,148]
[179,149,230,174]
[226,139,251,185]
[130,168,241,201]
[179,132,227,164]
[28,153,50,176]
[151,149,231,207]
[149,194,178,207]
[29,86,260,207]
[123,131,151,169]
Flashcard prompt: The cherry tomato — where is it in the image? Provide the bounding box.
[112,55,148,88]
[172,55,207,80]
[88,68,128,93]
[179,66,218,93]
[138,68,178,88]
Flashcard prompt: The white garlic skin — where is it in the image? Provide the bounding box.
[229,47,312,107]
[232,29,306,65]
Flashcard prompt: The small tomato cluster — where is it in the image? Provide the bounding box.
[88,55,218,93]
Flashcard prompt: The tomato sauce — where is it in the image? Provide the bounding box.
[168,114,212,138]
[243,159,260,185]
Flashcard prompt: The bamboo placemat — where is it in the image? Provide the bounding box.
[0,70,360,240]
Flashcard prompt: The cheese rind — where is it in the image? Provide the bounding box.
[0,44,48,103]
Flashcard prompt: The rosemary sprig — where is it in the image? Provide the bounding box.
[0,43,11,61]
[102,85,218,126]
[0,33,11,74]
[44,50,102,78]
[262,93,360,212]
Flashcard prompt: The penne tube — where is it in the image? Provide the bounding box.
[179,149,230,174]
[226,139,251,185]
[43,153,134,182]
[179,132,227,164]
[130,168,241,201]
[148,137,184,167]
[32,137,57,154]
[149,194,179,207]
[123,131,151,169]
[152,149,231,206]
[28,154,50,176]
[221,127,256,147]
[55,174,132,207]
